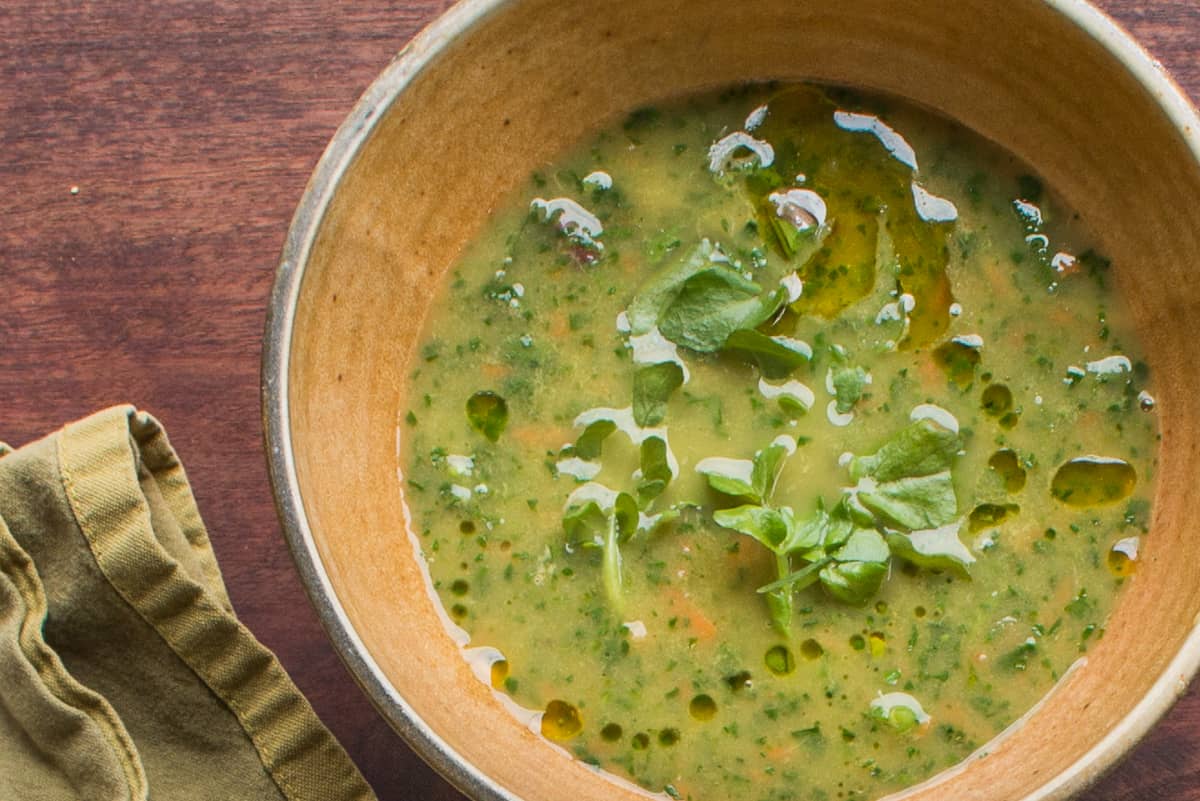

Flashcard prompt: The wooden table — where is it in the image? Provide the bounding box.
[2,2,1197,799]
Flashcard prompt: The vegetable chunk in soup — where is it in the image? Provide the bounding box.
[399,84,1157,801]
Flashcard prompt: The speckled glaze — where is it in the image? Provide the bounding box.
[263,2,1200,800]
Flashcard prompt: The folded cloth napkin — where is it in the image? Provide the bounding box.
[0,405,377,801]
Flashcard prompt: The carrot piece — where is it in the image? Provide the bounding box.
[765,743,796,762]
[508,424,572,452]
[549,310,570,339]
[481,362,511,380]
[665,587,717,640]
[916,353,943,393]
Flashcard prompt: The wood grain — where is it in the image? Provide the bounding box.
[0,2,1196,799]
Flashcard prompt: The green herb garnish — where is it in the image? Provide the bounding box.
[633,362,684,427]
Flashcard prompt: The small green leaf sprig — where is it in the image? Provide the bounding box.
[559,423,686,611]
[708,418,974,634]
[623,239,808,426]
[554,237,974,632]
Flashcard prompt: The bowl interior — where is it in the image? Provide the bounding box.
[278,1,1200,799]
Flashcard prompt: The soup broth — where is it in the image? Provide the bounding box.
[399,84,1157,801]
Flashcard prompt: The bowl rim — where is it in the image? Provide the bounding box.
[261,2,1200,800]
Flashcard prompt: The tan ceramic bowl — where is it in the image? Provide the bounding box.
[263,1,1200,799]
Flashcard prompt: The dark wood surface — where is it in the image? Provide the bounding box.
[1,2,1197,799]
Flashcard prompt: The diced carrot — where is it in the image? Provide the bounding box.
[481,362,511,380]
[549,309,570,339]
[765,744,796,762]
[916,353,943,393]
[509,424,572,452]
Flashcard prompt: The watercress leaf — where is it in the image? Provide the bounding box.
[850,418,960,482]
[613,492,640,544]
[563,483,627,545]
[824,497,861,548]
[779,505,827,554]
[857,471,958,531]
[639,501,700,536]
[633,361,684,426]
[640,436,673,483]
[696,456,759,502]
[626,240,719,335]
[637,480,667,507]
[757,556,832,595]
[885,522,975,574]
[466,391,508,442]
[713,505,790,552]
[602,513,624,610]
[869,693,931,733]
[752,435,796,502]
[724,329,812,379]
[752,174,831,264]
[832,529,890,564]
[768,208,817,260]
[840,491,878,529]
[761,532,799,636]
[574,419,616,461]
[562,500,606,546]
[637,435,673,505]
[759,378,816,417]
[658,269,787,353]
[819,560,888,605]
[766,580,793,636]
[831,364,870,414]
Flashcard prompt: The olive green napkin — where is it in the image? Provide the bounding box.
[0,405,377,801]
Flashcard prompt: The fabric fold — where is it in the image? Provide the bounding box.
[0,406,376,801]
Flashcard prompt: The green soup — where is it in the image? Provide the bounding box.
[400,84,1157,801]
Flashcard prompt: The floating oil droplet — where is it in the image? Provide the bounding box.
[981,384,1013,416]
[631,732,650,750]
[887,705,920,733]
[723,670,752,691]
[658,728,681,746]
[540,700,583,741]
[490,659,509,689]
[450,603,467,620]
[1107,550,1136,577]
[1051,457,1136,507]
[988,449,1027,493]
[765,644,796,676]
[933,340,980,389]
[689,694,717,721]
[601,722,623,742]
[465,390,509,442]
[849,634,866,651]
[450,579,470,596]
[800,639,824,660]
[1107,537,1140,577]
[868,632,887,658]
[875,600,889,614]
[969,503,1020,531]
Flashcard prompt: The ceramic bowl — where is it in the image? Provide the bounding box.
[263,1,1200,799]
